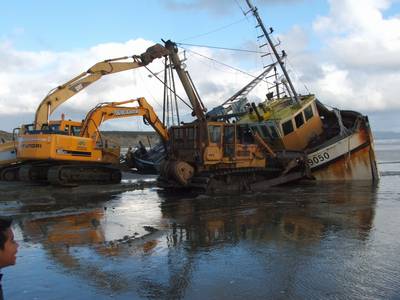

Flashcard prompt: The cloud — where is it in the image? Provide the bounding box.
[313,0,400,71]
[0,38,167,129]
[0,38,264,131]
[163,0,305,15]
[276,0,400,114]
[181,45,270,107]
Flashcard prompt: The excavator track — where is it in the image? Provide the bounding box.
[1,162,122,186]
[0,165,21,181]
[19,164,50,183]
[189,167,285,194]
[47,164,122,186]
[158,156,308,194]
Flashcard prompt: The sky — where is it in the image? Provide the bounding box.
[0,0,400,132]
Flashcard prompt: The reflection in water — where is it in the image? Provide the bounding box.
[11,182,379,299]
[160,182,376,246]
[20,210,132,292]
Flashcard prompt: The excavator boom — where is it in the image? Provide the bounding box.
[34,44,170,129]
[81,97,169,143]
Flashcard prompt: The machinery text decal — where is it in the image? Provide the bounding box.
[114,109,138,116]
[77,140,87,150]
[21,143,42,148]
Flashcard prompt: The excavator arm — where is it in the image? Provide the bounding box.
[80,97,169,143]
[164,40,206,121]
[34,44,170,129]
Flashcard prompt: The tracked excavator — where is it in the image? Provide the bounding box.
[155,40,307,193]
[0,43,170,182]
[3,98,168,185]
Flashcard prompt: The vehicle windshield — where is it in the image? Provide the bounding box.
[71,126,81,136]
[48,124,60,131]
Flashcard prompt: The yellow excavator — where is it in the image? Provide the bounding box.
[152,40,307,193]
[5,97,168,185]
[0,43,170,182]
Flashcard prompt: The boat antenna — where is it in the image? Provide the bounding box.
[244,0,300,104]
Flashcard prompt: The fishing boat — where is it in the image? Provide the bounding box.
[227,0,379,181]
[231,94,379,181]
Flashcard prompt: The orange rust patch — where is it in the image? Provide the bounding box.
[313,144,373,181]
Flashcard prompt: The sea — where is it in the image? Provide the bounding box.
[0,138,399,299]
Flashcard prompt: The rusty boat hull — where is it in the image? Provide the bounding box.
[307,115,379,181]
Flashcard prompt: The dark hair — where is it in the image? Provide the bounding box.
[0,218,12,250]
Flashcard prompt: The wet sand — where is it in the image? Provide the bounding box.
[0,147,400,299]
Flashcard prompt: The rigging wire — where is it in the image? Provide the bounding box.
[162,57,167,125]
[176,42,269,54]
[266,23,312,96]
[284,56,311,95]
[143,65,193,110]
[234,0,247,15]
[177,17,248,43]
[179,45,275,86]
[169,60,181,125]
[136,69,164,111]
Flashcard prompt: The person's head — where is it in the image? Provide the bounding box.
[0,218,18,268]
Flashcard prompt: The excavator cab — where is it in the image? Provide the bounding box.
[168,121,267,169]
[21,120,82,136]
[40,120,82,135]
[169,124,200,164]
[161,121,270,189]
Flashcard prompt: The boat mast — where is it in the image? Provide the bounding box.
[245,0,300,104]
